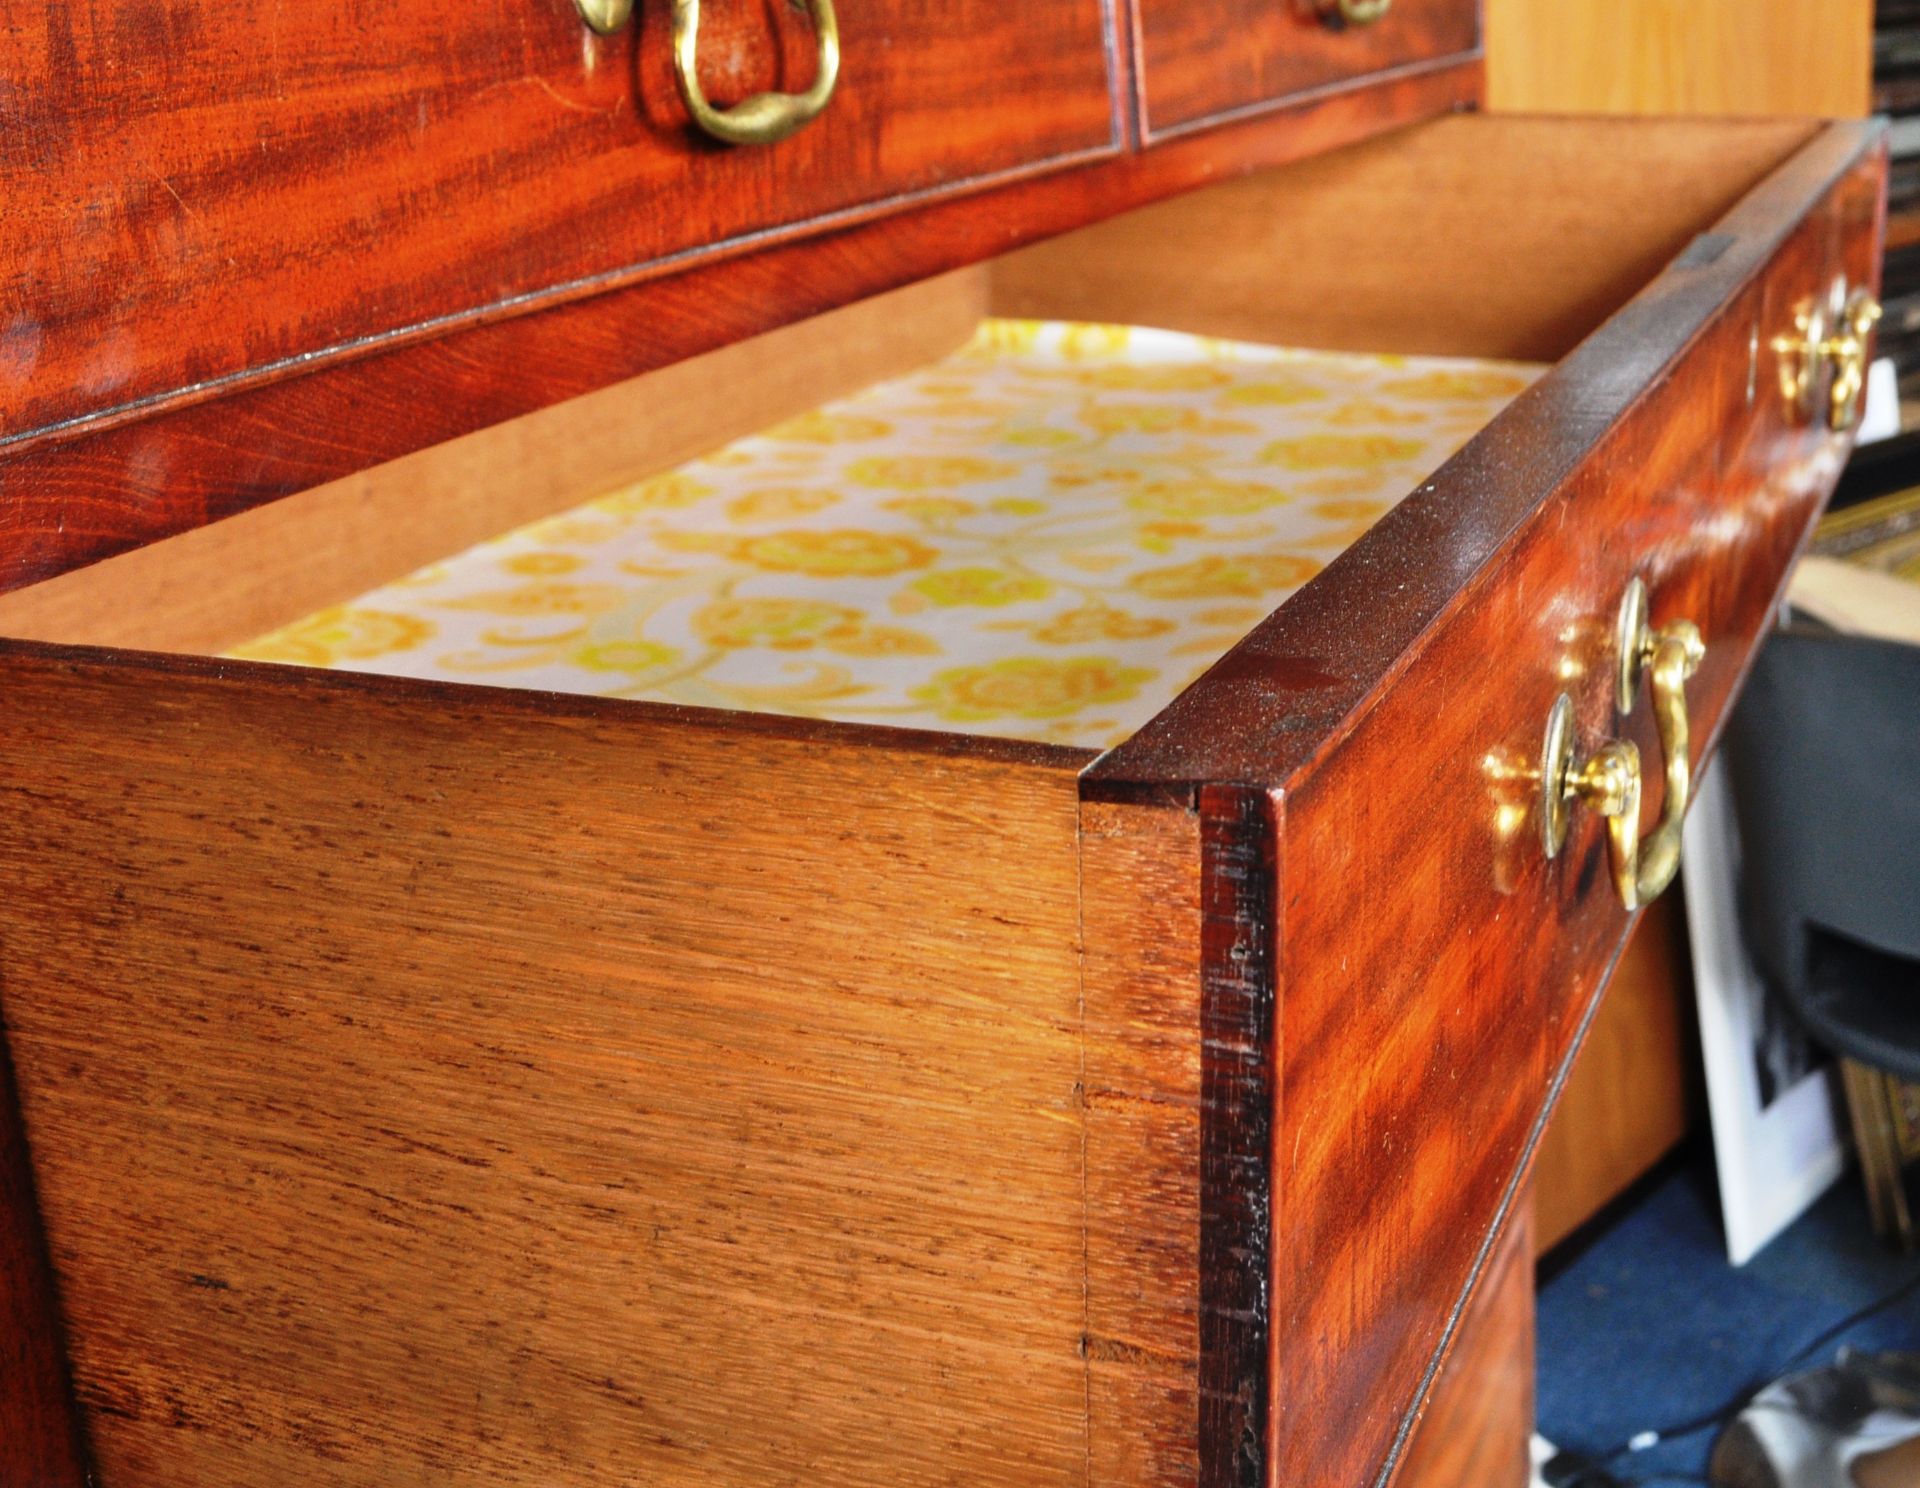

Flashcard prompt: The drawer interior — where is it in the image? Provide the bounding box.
[0,113,1822,752]
[225,319,1541,750]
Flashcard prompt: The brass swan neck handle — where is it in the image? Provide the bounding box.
[1542,578,1704,912]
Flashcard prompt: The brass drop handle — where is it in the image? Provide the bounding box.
[1773,285,1883,431]
[1328,0,1392,23]
[1772,298,1828,426]
[1612,578,1704,908]
[1541,581,1705,912]
[570,0,840,145]
[1824,287,1882,433]
[672,0,840,146]
[1540,694,1644,914]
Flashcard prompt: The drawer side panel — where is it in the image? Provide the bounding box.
[0,649,1092,1488]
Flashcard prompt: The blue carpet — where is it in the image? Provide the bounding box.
[1537,1161,1920,1485]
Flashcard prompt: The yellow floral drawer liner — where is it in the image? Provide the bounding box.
[234,321,1543,749]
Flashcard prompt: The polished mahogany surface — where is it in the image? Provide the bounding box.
[1089,121,1882,792]
[1086,119,1884,1488]
[0,0,1119,450]
[1132,0,1478,140]
[0,1043,88,1488]
[0,0,1889,1475]
[0,61,1481,597]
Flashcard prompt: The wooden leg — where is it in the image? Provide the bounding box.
[1533,897,1692,1254]
[1842,1060,1916,1250]
[1393,1197,1536,1488]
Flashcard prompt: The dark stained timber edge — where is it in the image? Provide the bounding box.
[1196,785,1279,1488]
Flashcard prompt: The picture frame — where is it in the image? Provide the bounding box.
[1683,758,1849,1266]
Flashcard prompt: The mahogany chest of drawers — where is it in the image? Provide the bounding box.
[0,1,1888,1486]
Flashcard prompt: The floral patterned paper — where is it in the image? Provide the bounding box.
[232,321,1542,748]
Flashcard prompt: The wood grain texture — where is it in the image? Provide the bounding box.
[1269,139,1877,1488]
[0,643,1117,1488]
[0,1033,89,1488]
[0,0,1119,447]
[1533,897,1692,1254]
[1485,0,1872,119]
[1195,786,1278,1488]
[1079,796,1204,1488]
[1483,0,1870,1259]
[0,99,1883,1488]
[1305,143,1877,1488]
[0,58,1483,596]
[1132,0,1477,141]
[1392,1201,1534,1488]
[0,270,990,656]
[1086,120,1884,1488]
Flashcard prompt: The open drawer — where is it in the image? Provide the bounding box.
[0,115,1886,1488]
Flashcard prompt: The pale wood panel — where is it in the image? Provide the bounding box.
[1080,798,1204,1488]
[992,114,1817,362]
[1534,897,1693,1253]
[1487,0,1872,119]
[0,269,988,657]
[0,645,1096,1488]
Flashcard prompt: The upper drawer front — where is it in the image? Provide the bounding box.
[1132,0,1477,140]
[0,0,1120,445]
[1266,137,1882,1488]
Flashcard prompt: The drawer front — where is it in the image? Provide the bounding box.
[1132,0,1477,140]
[0,0,1120,446]
[1272,227,1843,1488]
[1085,120,1884,1488]
[1268,142,1881,1488]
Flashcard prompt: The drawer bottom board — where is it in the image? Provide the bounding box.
[228,321,1538,751]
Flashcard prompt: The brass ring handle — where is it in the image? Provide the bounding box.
[1331,0,1392,22]
[672,0,840,146]
[1540,694,1644,914]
